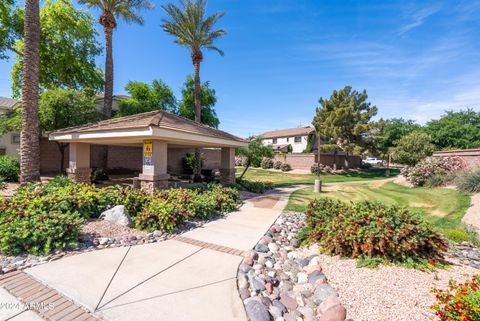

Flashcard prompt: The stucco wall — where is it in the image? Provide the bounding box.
[433,149,480,168]
[0,132,20,158]
[262,135,309,153]
[273,152,362,170]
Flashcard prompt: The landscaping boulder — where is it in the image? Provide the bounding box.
[99,205,133,227]
[245,300,270,321]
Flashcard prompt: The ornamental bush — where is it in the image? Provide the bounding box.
[304,198,448,265]
[432,274,480,321]
[0,156,20,182]
[280,163,292,172]
[234,179,273,194]
[455,166,480,193]
[134,198,184,232]
[260,157,274,169]
[273,161,282,170]
[401,156,466,187]
[310,163,324,176]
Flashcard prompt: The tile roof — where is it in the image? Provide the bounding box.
[260,126,314,139]
[0,97,18,109]
[50,110,246,142]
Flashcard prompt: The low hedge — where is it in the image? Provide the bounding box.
[303,198,448,266]
[0,177,240,254]
[233,179,273,194]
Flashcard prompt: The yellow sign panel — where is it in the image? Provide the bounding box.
[143,140,153,157]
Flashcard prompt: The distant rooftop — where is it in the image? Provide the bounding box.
[260,126,314,139]
[0,97,18,109]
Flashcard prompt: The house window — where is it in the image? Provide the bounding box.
[286,137,289,142]
[11,134,20,144]
[294,136,301,143]
[272,138,277,144]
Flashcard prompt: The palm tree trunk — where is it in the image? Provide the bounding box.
[20,0,41,184]
[103,27,114,118]
[193,60,202,181]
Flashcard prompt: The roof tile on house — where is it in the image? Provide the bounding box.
[260,126,314,139]
[50,110,246,142]
[0,97,18,109]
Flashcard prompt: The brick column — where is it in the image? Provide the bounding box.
[220,147,236,184]
[66,142,91,183]
[138,140,170,192]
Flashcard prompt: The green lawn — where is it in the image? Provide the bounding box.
[286,181,475,243]
[236,167,399,187]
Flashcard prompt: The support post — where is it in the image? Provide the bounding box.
[138,140,170,192]
[220,147,235,185]
[66,142,91,182]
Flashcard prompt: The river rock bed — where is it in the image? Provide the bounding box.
[238,211,346,321]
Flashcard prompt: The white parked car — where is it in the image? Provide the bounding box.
[363,157,384,166]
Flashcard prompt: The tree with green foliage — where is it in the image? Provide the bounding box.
[0,89,103,173]
[237,137,273,179]
[8,0,104,97]
[0,0,23,60]
[393,132,434,165]
[425,109,480,150]
[178,75,219,128]
[79,0,153,118]
[116,80,177,117]
[162,0,226,181]
[312,86,378,168]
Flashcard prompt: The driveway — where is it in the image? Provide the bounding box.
[22,186,299,321]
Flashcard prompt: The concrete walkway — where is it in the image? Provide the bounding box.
[22,186,300,321]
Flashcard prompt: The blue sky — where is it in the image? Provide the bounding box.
[1,0,480,137]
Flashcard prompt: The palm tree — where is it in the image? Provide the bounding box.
[78,0,153,118]
[20,0,41,183]
[162,0,225,180]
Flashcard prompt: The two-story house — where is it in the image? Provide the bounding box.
[260,126,314,153]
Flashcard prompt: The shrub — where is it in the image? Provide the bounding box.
[134,198,185,233]
[456,167,480,193]
[234,179,273,194]
[92,168,109,182]
[0,156,20,182]
[304,198,448,266]
[182,153,205,171]
[280,163,292,172]
[0,205,83,256]
[432,274,480,321]
[401,156,466,187]
[273,161,282,170]
[310,163,324,176]
[424,174,448,188]
[235,157,243,166]
[260,157,274,169]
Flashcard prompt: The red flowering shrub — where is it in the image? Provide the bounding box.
[432,274,480,321]
[401,156,466,187]
[304,198,448,265]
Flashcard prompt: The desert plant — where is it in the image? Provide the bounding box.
[303,198,448,267]
[280,163,292,172]
[273,160,282,170]
[0,155,20,182]
[431,274,480,321]
[455,167,480,193]
[310,163,324,176]
[260,157,274,169]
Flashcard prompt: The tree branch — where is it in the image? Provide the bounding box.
[8,46,23,57]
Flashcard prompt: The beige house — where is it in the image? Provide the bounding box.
[260,126,314,153]
[0,97,20,158]
[49,110,247,190]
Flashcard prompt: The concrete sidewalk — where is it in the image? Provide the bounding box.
[22,186,301,321]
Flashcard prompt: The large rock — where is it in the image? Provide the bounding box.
[245,300,270,321]
[99,205,133,227]
[318,304,346,321]
[314,284,337,304]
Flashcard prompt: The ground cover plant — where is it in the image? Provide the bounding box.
[286,182,474,243]
[0,177,240,255]
[236,167,399,187]
[300,198,448,269]
[432,274,480,321]
[401,156,466,187]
